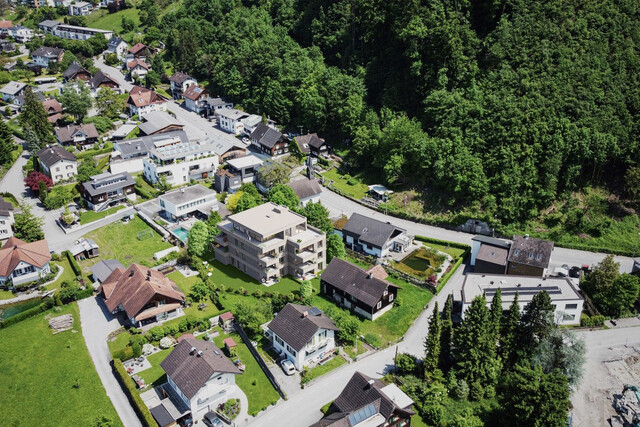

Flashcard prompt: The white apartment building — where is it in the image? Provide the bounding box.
[158,184,218,221]
[215,108,250,135]
[143,139,219,187]
[0,196,14,241]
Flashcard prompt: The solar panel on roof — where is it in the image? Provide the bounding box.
[308,307,322,316]
[348,403,376,426]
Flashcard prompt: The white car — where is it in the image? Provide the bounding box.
[280,359,296,376]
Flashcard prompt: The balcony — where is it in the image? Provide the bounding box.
[294,249,316,263]
[213,234,228,247]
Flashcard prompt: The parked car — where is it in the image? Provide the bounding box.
[569,266,581,278]
[203,412,222,427]
[280,359,296,375]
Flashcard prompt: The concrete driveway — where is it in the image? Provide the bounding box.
[78,296,142,427]
[264,355,301,398]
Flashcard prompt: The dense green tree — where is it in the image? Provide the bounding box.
[326,233,345,262]
[234,192,260,212]
[518,291,555,358]
[500,293,521,369]
[95,88,123,118]
[499,364,570,427]
[13,204,44,242]
[581,254,620,297]
[300,280,313,303]
[424,301,441,374]
[267,184,300,210]
[626,166,640,202]
[77,158,100,183]
[19,87,53,145]
[489,288,502,344]
[256,162,291,189]
[60,53,79,72]
[0,120,14,165]
[43,185,73,210]
[531,329,585,388]
[187,220,208,256]
[38,180,48,203]
[303,201,333,234]
[439,294,453,371]
[595,274,640,317]
[24,128,42,153]
[189,280,210,302]
[59,81,92,121]
[205,211,222,242]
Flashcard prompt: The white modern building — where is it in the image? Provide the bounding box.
[461,273,584,325]
[8,26,33,43]
[106,36,128,59]
[143,139,219,187]
[0,196,14,241]
[68,1,92,15]
[215,108,250,135]
[39,20,114,41]
[158,184,218,221]
[266,303,338,371]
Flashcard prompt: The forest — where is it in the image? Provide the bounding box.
[157,0,639,227]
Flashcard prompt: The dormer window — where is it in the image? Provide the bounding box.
[529,252,533,259]
[514,249,519,255]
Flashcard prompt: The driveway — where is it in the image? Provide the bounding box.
[78,296,142,427]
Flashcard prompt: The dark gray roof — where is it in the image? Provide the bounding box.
[205,132,245,157]
[159,184,215,206]
[90,259,125,283]
[114,131,188,158]
[89,71,119,89]
[287,178,322,200]
[250,123,284,149]
[206,97,232,107]
[82,171,135,197]
[63,62,89,80]
[37,145,76,168]
[168,71,191,84]
[138,111,183,135]
[321,258,398,308]
[267,303,338,352]
[55,124,99,144]
[160,338,241,400]
[296,134,325,153]
[472,235,510,249]
[108,36,126,47]
[342,213,406,249]
[15,90,45,105]
[507,235,554,269]
[32,46,64,59]
[0,196,14,217]
[150,405,174,427]
[476,244,508,266]
[38,20,60,29]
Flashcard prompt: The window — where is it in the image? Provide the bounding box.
[383,290,388,296]
[514,249,519,255]
[565,303,578,310]
[275,335,284,346]
[376,301,382,309]
[563,314,576,321]
[389,294,394,302]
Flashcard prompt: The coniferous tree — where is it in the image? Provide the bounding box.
[424,301,441,374]
[500,292,521,369]
[439,294,454,371]
[24,127,42,153]
[518,291,555,357]
[19,87,53,145]
[489,288,502,344]
[0,120,13,165]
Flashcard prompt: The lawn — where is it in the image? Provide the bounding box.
[108,330,132,360]
[167,271,225,318]
[0,303,122,426]
[421,242,467,259]
[86,8,141,33]
[302,355,347,384]
[43,259,78,291]
[97,155,110,171]
[320,168,370,200]
[79,205,126,225]
[81,215,173,269]
[136,348,172,391]
[0,289,14,299]
[394,247,445,279]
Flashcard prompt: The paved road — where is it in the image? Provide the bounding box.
[78,297,142,427]
[318,188,637,273]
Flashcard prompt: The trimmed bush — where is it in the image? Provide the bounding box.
[113,359,156,427]
[580,315,606,327]
[414,235,471,251]
[63,250,82,277]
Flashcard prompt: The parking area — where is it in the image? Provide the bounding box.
[263,354,301,397]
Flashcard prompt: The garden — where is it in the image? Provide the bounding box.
[393,247,446,279]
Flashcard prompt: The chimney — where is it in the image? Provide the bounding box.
[302,311,308,318]
[197,350,203,357]
[366,379,375,389]
[190,346,196,354]
[525,233,529,239]
[368,272,373,279]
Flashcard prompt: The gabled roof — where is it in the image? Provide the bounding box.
[128,59,150,70]
[114,131,188,158]
[128,42,148,55]
[206,97,232,107]
[99,263,185,318]
[342,213,406,249]
[0,237,51,278]
[55,124,99,144]
[507,235,554,269]
[295,133,325,153]
[321,258,398,308]
[312,372,414,427]
[0,20,13,29]
[0,196,13,217]
[69,238,98,257]
[250,123,284,149]
[267,303,338,352]
[168,71,192,84]
[32,46,64,59]
[0,81,26,96]
[286,178,322,200]
[90,259,125,283]
[42,98,63,114]
[15,91,45,106]
[63,62,90,80]
[160,338,241,400]
[183,84,208,101]
[37,145,76,168]
[108,36,126,47]
[89,71,119,89]
[203,131,246,157]
[138,111,183,135]
[476,244,508,267]
[127,85,167,108]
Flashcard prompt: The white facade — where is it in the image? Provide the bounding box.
[215,109,248,135]
[129,100,167,117]
[51,24,113,41]
[143,142,219,187]
[68,2,92,15]
[1,260,51,286]
[0,211,14,241]
[33,54,59,68]
[167,372,237,417]
[269,328,335,371]
[170,77,197,96]
[107,40,128,59]
[40,158,77,184]
[159,186,218,220]
[9,26,33,43]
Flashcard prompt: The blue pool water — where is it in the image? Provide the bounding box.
[173,227,189,242]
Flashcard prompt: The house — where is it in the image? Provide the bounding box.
[205,96,233,113]
[31,46,64,68]
[214,154,263,193]
[0,196,15,241]
[368,184,393,201]
[215,108,250,135]
[42,98,64,124]
[138,111,184,136]
[90,259,125,283]
[0,237,51,287]
[62,62,91,82]
[99,263,185,326]
[89,71,120,95]
[470,235,511,274]
[205,131,247,164]
[183,84,209,114]
[168,72,197,99]
[80,171,136,211]
[461,273,584,325]
[218,311,234,331]
[55,123,99,150]
[0,41,16,54]
[267,303,338,371]
[128,42,152,60]
[38,20,60,34]
[213,202,326,284]
[158,184,218,221]
[0,81,27,102]
[7,25,33,43]
[37,145,77,184]
[68,1,92,15]
[110,123,138,141]
[142,139,219,187]
[69,238,99,261]
[43,22,113,41]
[507,235,554,277]
[294,133,326,156]
[3,61,17,72]
[110,130,188,174]
[14,90,45,110]
[127,58,150,79]
[312,372,415,427]
[287,178,322,206]
[321,258,399,320]
[240,114,263,137]
[341,213,411,257]
[250,123,289,156]
[106,36,128,59]
[127,85,168,117]
[153,337,241,424]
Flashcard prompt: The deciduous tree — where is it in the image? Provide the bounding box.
[13,204,44,242]
[187,220,208,256]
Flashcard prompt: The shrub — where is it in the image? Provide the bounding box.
[347,177,358,186]
[455,379,469,400]
[63,250,82,277]
[580,315,606,327]
[469,381,484,401]
[113,359,156,427]
[395,353,418,376]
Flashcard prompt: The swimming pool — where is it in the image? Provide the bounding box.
[173,227,189,242]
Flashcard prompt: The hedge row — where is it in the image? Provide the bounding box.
[551,241,637,258]
[436,256,464,293]
[414,235,471,252]
[112,358,155,427]
[580,315,606,327]
[75,143,114,160]
[0,298,54,329]
[63,250,82,277]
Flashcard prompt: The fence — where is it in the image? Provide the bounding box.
[234,322,286,400]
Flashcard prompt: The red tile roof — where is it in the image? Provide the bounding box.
[127,59,150,70]
[128,43,148,55]
[223,337,236,348]
[127,85,167,108]
[220,311,234,321]
[0,237,51,278]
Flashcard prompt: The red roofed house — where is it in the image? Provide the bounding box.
[0,236,51,287]
[183,84,209,114]
[127,85,168,117]
[42,98,64,124]
[99,263,185,327]
[219,311,234,331]
[128,42,152,60]
[127,58,150,79]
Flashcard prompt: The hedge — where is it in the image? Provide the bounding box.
[580,315,606,327]
[74,143,114,160]
[0,298,54,329]
[112,358,155,427]
[63,250,82,277]
[414,235,471,252]
[436,256,464,293]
